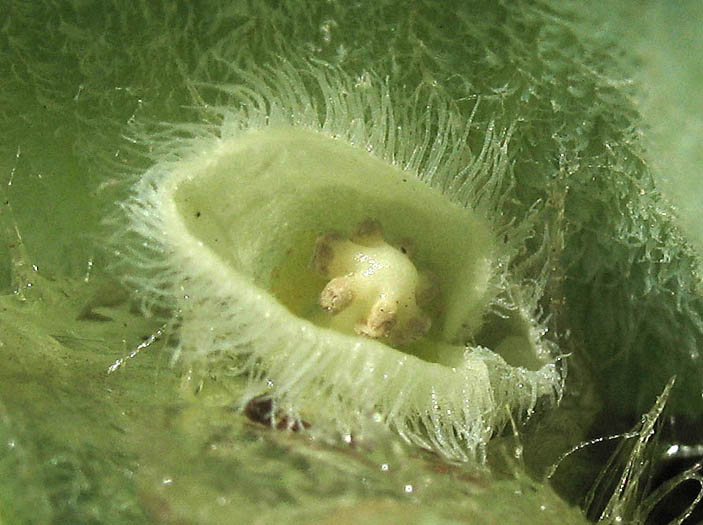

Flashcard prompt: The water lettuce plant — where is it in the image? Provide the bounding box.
[1,0,702,522]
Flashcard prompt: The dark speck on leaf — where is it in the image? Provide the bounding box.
[244,395,310,432]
